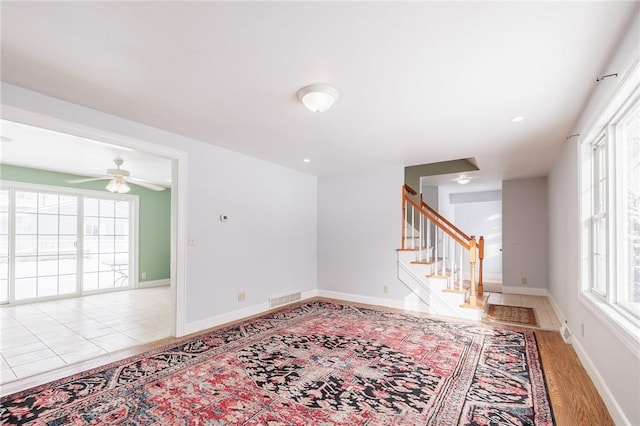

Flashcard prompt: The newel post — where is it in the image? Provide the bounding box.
[469,236,477,307]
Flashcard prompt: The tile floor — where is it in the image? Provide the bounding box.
[485,292,562,330]
[0,288,561,388]
[0,286,171,386]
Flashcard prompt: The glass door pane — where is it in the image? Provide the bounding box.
[14,191,78,301]
[0,189,8,304]
[83,197,130,291]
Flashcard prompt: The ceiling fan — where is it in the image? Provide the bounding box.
[66,158,166,193]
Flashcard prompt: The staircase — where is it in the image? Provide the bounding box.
[397,184,486,320]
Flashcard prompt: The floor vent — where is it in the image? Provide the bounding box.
[269,292,301,309]
[560,322,572,344]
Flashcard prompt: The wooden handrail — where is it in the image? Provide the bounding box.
[404,195,470,249]
[403,184,471,244]
[403,184,418,196]
[401,184,485,298]
[420,200,471,241]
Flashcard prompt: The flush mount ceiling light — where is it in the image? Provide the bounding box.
[106,175,131,193]
[511,116,525,122]
[456,176,471,185]
[297,84,339,112]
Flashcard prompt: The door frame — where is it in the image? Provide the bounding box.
[0,106,188,337]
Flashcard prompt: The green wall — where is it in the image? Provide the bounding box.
[0,164,171,282]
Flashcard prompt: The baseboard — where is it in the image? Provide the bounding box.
[546,293,630,424]
[546,293,567,325]
[571,337,631,425]
[316,289,430,313]
[138,279,170,289]
[501,286,548,296]
[184,289,317,335]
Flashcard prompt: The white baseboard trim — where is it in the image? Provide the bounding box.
[316,289,431,313]
[501,286,548,296]
[184,289,317,335]
[545,293,629,424]
[546,293,567,325]
[571,337,631,425]
[138,279,170,289]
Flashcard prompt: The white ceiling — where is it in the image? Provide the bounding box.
[1,1,638,189]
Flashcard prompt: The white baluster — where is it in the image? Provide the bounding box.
[459,244,463,291]
[411,205,415,249]
[419,212,423,261]
[426,219,431,262]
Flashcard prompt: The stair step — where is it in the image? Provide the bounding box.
[396,248,418,251]
[411,260,435,265]
[443,288,466,294]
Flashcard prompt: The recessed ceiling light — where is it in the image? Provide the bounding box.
[303,158,311,163]
[511,116,525,122]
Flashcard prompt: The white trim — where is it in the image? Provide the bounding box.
[579,292,640,358]
[580,49,640,146]
[316,289,426,313]
[138,279,170,289]
[547,293,567,325]
[184,289,317,335]
[501,286,548,296]
[0,106,188,338]
[571,336,632,426]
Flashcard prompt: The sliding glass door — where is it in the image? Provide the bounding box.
[0,183,136,304]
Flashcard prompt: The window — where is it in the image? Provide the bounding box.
[581,64,640,347]
[0,182,137,304]
[617,102,640,318]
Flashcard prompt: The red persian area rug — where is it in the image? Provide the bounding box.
[1,301,555,425]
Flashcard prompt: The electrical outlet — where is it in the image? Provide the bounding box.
[141,272,147,280]
[237,292,246,302]
[187,237,195,246]
[383,284,389,294]
[521,277,528,285]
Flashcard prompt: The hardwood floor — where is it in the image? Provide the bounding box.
[1,299,613,425]
[535,330,614,425]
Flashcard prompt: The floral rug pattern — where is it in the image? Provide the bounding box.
[1,301,554,425]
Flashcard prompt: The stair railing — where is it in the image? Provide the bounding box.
[401,184,485,307]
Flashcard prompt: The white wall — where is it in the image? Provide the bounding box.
[454,200,502,280]
[1,83,318,331]
[317,165,414,303]
[547,10,640,425]
[502,177,548,291]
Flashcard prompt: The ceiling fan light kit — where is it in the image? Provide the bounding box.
[106,176,131,193]
[64,158,166,192]
[297,84,339,112]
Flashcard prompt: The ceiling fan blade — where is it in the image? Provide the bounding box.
[66,177,110,184]
[127,178,166,191]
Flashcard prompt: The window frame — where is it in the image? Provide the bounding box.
[579,57,640,354]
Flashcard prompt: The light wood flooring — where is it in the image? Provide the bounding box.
[0,293,612,425]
